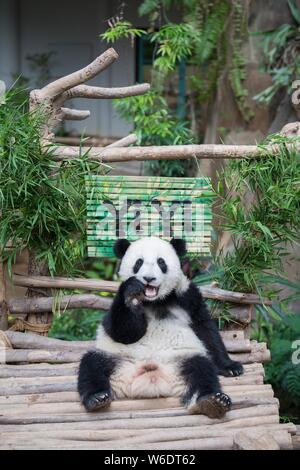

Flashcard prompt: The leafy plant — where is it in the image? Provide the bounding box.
[253,0,300,104]
[100,20,145,44]
[50,309,106,341]
[101,0,253,141]
[0,88,102,276]
[252,312,300,421]
[114,90,194,176]
[215,136,300,296]
[49,258,117,340]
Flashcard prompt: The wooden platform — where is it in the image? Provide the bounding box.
[0,330,297,450]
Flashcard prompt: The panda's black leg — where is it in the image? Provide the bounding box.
[180,355,231,419]
[78,350,118,412]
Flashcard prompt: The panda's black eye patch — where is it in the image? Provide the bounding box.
[157,257,167,273]
[133,258,144,274]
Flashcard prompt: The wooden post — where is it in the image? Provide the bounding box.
[0,262,8,330]
[24,250,52,336]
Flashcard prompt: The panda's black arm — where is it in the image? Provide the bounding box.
[177,282,243,376]
[102,277,147,344]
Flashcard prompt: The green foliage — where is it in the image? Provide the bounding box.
[253,1,300,104]
[253,313,300,414]
[151,23,195,72]
[114,90,194,176]
[99,20,145,43]
[0,89,101,276]
[216,137,300,295]
[50,309,105,341]
[49,259,117,340]
[101,0,253,146]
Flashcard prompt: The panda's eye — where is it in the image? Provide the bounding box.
[133,258,144,274]
[157,257,167,273]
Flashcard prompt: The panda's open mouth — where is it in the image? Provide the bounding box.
[144,285,159,298]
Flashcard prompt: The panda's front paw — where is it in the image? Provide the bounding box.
[218,360,244,377]
[122,277,145,306]
[82,391,112,412]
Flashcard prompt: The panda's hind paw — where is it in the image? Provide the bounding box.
[187,392,231,419]
[83,391,112,412]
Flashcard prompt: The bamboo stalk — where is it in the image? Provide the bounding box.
[12,274,272,305]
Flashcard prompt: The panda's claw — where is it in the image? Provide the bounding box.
[83,391,112,412]
[218,360,244,377]
[187,392,231,419]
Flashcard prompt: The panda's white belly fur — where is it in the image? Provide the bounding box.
[96,305,207,399]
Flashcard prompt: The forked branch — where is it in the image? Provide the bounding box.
[29,48,150,138]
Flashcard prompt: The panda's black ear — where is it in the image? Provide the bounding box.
[113,239,131,259]
[170,238,187,257]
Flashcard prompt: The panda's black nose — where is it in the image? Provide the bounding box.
[143,276,156,284]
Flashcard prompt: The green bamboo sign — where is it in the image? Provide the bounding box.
[86,175,213,257]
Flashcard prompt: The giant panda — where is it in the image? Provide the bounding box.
[78,237,243,418]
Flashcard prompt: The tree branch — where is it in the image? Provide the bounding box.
[61,83,150,101]
[60,108,91,121]
[106,133,138,148]
[38,48,119,100]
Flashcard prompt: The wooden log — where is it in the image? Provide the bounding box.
[0,369,264,387]
[0,436,236,450]
[0,403,279,425]
[233,431,281,450]
[6,294,112,315]
[0,361,263,380]
[2,346,269,364]
[0,392,276,411]
[0,374,267,396]
[4,330,253,353]
[50,142,300,163]
[12,274,272,305]
[4,349,83,364]
[0,413,279,433]
[0,395,277,418]
[1,425,294,452]
[2,423,294,442]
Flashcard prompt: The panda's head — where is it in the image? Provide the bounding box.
[114,237,189,301]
